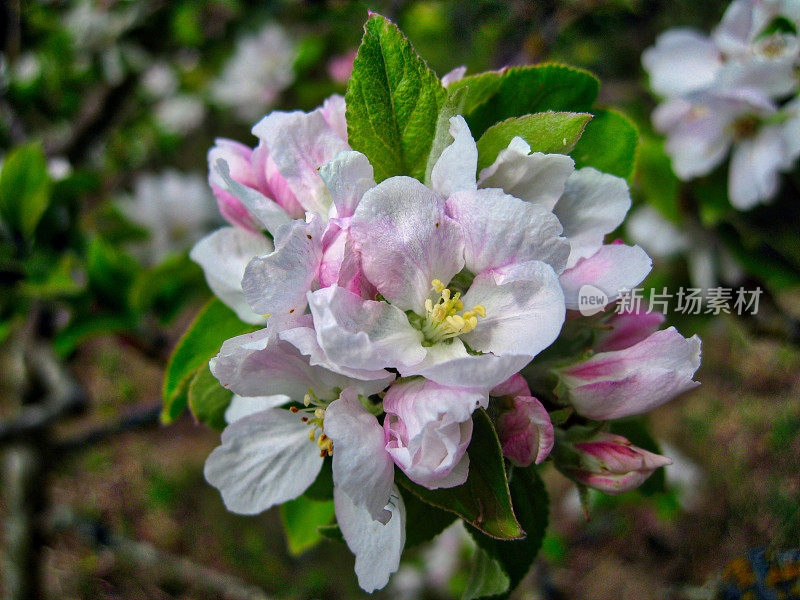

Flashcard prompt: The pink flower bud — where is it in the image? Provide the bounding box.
[556,327,701,420]
[208,139,262,231]
[496,396,554,466]
[595,308,665,352]
[490,373,531,399]
[560,432,672,494]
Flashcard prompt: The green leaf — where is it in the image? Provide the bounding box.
[397,409,522,540]
[447,69,506,116]
[280,495,336,556]
[424,86,468,186]
[345,14,447,182]
[462,548,510,600]
[608,419,666,495]
[317,524,344,543]
[634,137,682,224]
[466,64,599,138]
[0,142,51,238]
[20,252,84,298]
[571,109,638,179]
[187,365,233,431]
[476,112,592,171]
[162,298,259,423]
[401,486,457,547]
[467,467,550,598]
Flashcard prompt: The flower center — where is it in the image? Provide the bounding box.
[290,391,333,456]
[732,115,760,140]
[418,279,486,345]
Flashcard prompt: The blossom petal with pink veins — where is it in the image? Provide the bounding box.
[321,94,348,142]
[278,322,394,389]
[349,176,465,312]
[190,227,273,325]
[208,139,261,230]
[460,260,566,358]
[210,158,292,235]
[559,244,652,310]
[224,394,290,424]
[334,485,405,593]
[324,388,394,522]
[319,151,376,219]
[252,108,349,215]
[383,378,483,489]
[497,396,554,467]
[204,409,323,514]
[728,126,784,209]
[478,137,575,210]
[242,217,324,319]
[595,309,666,352]
[554,168,632,268]
[211,328,388,400]
[557,327,702,420]
[308,285,426,372]
[403,338,530,391]
[251,143,305,217]
[431,116,478,198]
[641,29,722,97]
[446,188,569,274]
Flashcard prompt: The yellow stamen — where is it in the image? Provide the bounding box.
[420,280,487,342]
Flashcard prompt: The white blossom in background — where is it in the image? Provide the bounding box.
[643,0,800,209]
[141,62,180,99]
[155,94,206,135]
[211,23,296,122]
[117,170,218,266]
[63,0,140,51]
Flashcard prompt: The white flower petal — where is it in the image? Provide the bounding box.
[554,168,632,268]
[307,286,426,372]
[559,244,653,309]
[350,176,465,312]
[318,150,376,219]
[446,188,569,274]
[242,216,324,318]
[252,108,349,215]
[325,389,394,523]
[335,485,406,593]
[225,394,290,424]
[728,126,784,209]
[204,409,323,514]
[478,137,575,210]
[642,29,722,97]
[461,260,566,358]
[431,116,478,198]
[190,227,272,325]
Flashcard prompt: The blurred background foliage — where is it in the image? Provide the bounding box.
[1,1,798,599]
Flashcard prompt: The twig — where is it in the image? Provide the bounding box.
[53,404,162,455]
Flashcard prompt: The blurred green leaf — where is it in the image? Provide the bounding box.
[397,409,523,540]
[187,365,233,431]
[86,236,141,308]
[462,548,510,600]
[634,137,682,224]
[0,142,51,238]
[129,253,204,322]
[346,14,447,182]
[52,315,132,359]
[466,64,599,138]
[317,523,344,543]
[476,112,591,171]
[303,459,333,501]
[162,298,258,423]
[20,251,84,298]
[467,467,550,599]
[280,495,336,556]
[571,109,638,178]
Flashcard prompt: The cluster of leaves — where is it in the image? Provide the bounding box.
[0,142,206,356]
[168,13,638,598]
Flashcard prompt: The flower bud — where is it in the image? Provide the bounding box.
[496,396,554,467]
[556,431,672,494]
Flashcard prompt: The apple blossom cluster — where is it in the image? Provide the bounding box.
[186,86,702,591]
[643,0,800,209]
